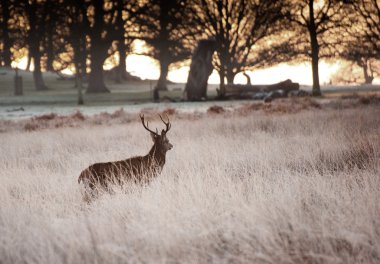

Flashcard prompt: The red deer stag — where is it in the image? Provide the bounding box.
[78,114,173,199]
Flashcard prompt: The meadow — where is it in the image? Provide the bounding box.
[0,97,379,263]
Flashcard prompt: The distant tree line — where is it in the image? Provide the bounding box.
[0,0,379,96]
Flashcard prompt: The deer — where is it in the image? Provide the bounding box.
[78,114,173,200]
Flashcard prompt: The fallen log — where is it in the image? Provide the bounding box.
[222,79,299,98]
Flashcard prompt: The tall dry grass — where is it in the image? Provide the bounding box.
[1,106,380,263]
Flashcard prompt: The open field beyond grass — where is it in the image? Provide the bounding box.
[1,99,380,263]
[1,68,380,107]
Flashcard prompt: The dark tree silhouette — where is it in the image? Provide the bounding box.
[20,0,48,90]
[86,0,114,93]
[0,0,13,67]
[338,39,378,84]
[184,38,217,101]
[285,0,348,96]
[130,0,197,93]
[113,0,134,83]
[193,0,288,97]
[57,0,89,79]
[341,0,380,84]
[330,60,379,84]
[358,58,377,85]
[42,1,59,72]
[349,0,380,51]
[85,0,136,92]
[56,0,89,103]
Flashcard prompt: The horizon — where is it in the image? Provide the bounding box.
[11,53,380,87]
[10,40,380,87]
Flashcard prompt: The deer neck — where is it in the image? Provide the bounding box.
[147,144,166,167]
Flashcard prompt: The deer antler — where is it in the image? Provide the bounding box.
[159,114,171,133]
[140,114,159,135]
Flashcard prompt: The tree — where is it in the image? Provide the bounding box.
[338,41,378,84]
[285,0,348,96]
[340,0,380,84]
[58,0,90,104]
[349,0,380,52]
[358,58,378,84]
[130,0,197,93]
[184,38,217,100]
[58,0,89,79]
[330,60,379,84]
[113,0,134,83]
[0,0,13,67]
[19,0,48,90]
[42,1,61,72]
[86,0,114,93]
[193,0,288,97]
[85,0,137,93]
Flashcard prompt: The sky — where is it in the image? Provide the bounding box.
[108,40,345,86]
[125,54,341,85]
[122,40,342,86]
[10,53,342,86]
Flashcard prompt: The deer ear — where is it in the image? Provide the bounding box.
[161,129,166,136]
[150,132,157,141]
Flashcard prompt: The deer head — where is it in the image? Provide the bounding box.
[140,114,173,153]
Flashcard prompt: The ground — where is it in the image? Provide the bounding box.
[0,69,380,263]
[0,95,379,263]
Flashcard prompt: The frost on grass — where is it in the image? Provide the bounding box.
[2,96,379,133]
[0,105,380,263]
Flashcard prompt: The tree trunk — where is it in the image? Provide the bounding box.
[78,41,87,83]
[115,41,127,83]
[73,37,86,88]
[243,72,251,85]
[32,51,48,91]
[87,54,109,93]
[2,32,12,68]
[154,0,170,95]
[219,70,226,97]
[46,25,54,72]
[75,62,84,105]
[72,26,87,86]
[42,1,54,72]
[26,54,32,71]
[76,42,87,82]
[184,38,216,101]
[86,0,110,93]
[77,76,84,105]
[309,0,321,96]
[1,0,12,67]
[226,70,235,85]
[310,45,321,96]
[115,0,127,83]
[155,60,169,91]
[28,0,47,94]
[362,62,374,84]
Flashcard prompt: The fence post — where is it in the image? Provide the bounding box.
[14,68,23,96]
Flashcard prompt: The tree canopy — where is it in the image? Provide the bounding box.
[192,0,289,94]
[0,0,378,97]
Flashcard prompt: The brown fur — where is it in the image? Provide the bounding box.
[78,115,173,197]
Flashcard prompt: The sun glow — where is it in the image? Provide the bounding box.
[124,40,341,85]
[234,62,342,86]
[10,40,341,86]
[11,56,32,71]
[166,62,341,86]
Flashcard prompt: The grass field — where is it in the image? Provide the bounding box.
[1,98,379,263]
[1,68,379,107]
[0,68,190,105]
